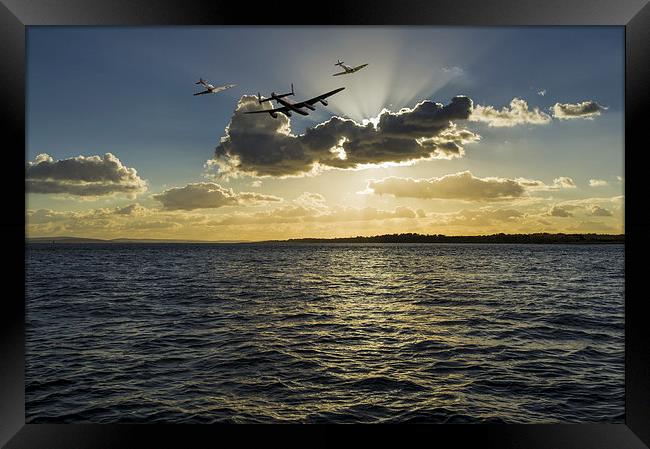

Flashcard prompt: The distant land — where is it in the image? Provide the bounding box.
[263,233,625,244]
[27,233,624,245]
[27,236,248,244]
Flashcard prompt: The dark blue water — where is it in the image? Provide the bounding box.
[26,243,624,423]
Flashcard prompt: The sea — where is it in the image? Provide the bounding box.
[25,243,625,423]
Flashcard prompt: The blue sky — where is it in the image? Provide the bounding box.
[26,27,625,239]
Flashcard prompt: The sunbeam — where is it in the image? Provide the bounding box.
[242,27,499,124]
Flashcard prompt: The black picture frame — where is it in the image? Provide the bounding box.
[2,0,649,447]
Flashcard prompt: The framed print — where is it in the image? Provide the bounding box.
[2,0,649,447]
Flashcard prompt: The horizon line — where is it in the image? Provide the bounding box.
[26,232,626,244]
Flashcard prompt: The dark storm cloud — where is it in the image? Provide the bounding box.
[211,95,477,178]
[552,101,606,119]
[26,153,147,197]
[153,182,282,211]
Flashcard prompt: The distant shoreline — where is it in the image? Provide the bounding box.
[262,233,624,244]
[27,233,624,245]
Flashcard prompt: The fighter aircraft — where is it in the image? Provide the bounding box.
[332,59,368,76]
[245,84,345,118]
[193,78,236,96]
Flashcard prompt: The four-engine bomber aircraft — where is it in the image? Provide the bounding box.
[332,59,368,76]
[193,78,237,96]
[245,84,345,118]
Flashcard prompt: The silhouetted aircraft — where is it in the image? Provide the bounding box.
[332,59,368,76]
[245,84,345,118]
[193,78,236,96]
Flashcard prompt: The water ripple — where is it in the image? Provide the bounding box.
[25,243,624,423]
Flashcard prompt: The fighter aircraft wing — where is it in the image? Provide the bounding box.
[213,84,237,93]
[193,90,212,96]
[353,63,368,71]
[298,87,346,106]
[332,71,348,76]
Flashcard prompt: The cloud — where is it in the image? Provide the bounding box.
[29,203,151,223]
[211,204,419,227]
[552,101,606,120]
[442,66,464,76]
[153,182,282,211]
[113,203,148,216]
[204,191,420,227]
[589,205,613,217]
[548,205,574,217]
[516,176,576,191]
[565,220,619,233]
[27,205,185,237]
[551,176,577,189]
[27,194,625,239]
[366,171,576,202]
[27,208,71,224]
[26,153,147,197]
[368,171,525,201]
[469,98,551,127]
[307,205,417,223]
[210,95,477,178]
[589,179,608,187]
[539,196,623,219]
[26,202,418,241]
[294,192,328,209]
[448,207,525,226]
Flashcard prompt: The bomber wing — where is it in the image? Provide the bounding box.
[298,87,346,106]
[245,105,308,117]
[244,105,291,114]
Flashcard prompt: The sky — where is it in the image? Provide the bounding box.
[26,26,624,240]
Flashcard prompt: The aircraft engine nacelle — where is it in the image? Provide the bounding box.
[270,111,278,119]
[320,99,328,106]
